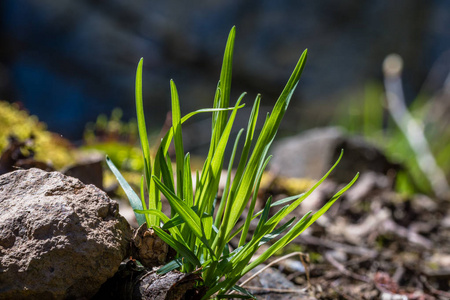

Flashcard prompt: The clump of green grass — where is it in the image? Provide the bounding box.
[107,27,358,299]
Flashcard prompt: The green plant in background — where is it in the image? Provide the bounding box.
[107,27,358,299]
[0,101,75,169]
[335,80,450,197]
[83,108,143,172]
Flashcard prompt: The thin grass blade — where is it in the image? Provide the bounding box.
[157,258,183,275]
[170,80,185,199]
[106,156,146,226]
[152,227,201,267]
[135,58,152,190]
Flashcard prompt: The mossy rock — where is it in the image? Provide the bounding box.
[0,101,75,169]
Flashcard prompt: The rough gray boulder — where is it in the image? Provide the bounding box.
[270,127,399,183]
[0,168,133,300]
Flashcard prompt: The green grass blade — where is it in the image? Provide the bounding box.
[135,58,152,190]
[215,26,235,147]
[162,211,210,230]
[170,80,185,199]
[239,156,272,247]
[221,96,260,230]
[258,217,295,246]
[134,208,187,243]
[232,95,261,186]
[106,156,146,226]
[218,50,308,253]
[303,172,359,229]
[270,193,306,207]
[181,106,244,124]
[239,212,312,279]
[273,149,346,221]
[140,176,150,226]
[227,215,295,275]
[152,226,201,267]
[159,152,175,193]
[196,96,245,217]
[230,285,256,299]
[134,208,170,223]
[214,129,244,228]
[183,153,194,207]
[153,175,216,259]
[254,195,272,237]
[218,285,256,299]
[157,258,183,275]
[242,172,358,278]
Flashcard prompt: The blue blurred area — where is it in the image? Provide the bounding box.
[0,0,449,140]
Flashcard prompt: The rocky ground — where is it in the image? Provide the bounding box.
[236,173,450,299]
[1,127,449,299]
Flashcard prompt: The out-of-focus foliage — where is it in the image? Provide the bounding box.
[83,108,144,172]
[334,82,450,196]
[0,101,75,169]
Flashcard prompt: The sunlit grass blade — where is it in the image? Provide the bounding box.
[219,96,260,230]
[162,210,211,230]
[227,148,347,237]
[214,129,244,228]
[134,208,186,243]
[159,152,175,194]
[135,58,152,190]
[254,196,272,237]
[273,149,345,221]
[153,175,204,239]
[239,156,272,246]
[242,212,313,277]
[229,50,308,226]
[232,95,261,186]
[220,213,313,293]
[258,217,295,246]
[217,50,308,255]
[196,96,245,217]
[214,26,235,148]
[303,172,359,229]
[225,216,296,278]
[241,173,357,279]
[170,80,185,199]
[181,106,244,124]
[153,176,216,259]
[152,226,201,267]
[270,193,305,207]
[183,153,194,207]
[140,176,150,226]
[134,208,170,223]
[106,156,146,226]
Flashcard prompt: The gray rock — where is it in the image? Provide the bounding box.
[61,151,104,190]
[270,127,399,183]
[0,168,133,300]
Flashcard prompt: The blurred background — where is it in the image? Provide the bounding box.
[0,0,449,197]
[1,0,448,140]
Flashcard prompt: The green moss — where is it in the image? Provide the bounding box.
[0,101,75,169]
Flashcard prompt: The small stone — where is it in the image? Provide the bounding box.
[132,223,169,268]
